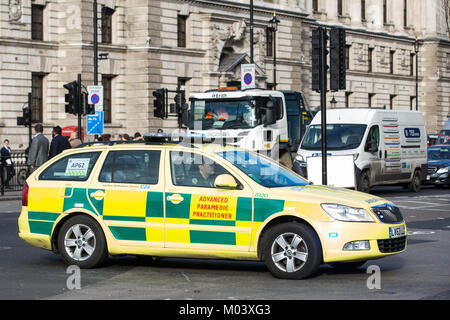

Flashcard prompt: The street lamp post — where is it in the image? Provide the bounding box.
[268,12,280,90]
[414,39,419,111]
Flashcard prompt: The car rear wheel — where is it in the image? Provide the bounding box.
[57,215,107,269]
[263,222,322,279]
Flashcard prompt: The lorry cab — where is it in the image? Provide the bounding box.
[294,109,427,193]
[187,88,313,166]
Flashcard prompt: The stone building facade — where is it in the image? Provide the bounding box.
[0,0,449,148]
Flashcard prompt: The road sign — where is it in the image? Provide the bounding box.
[87,111,104,135]
[87,85,103,112]
[241,64,256,89]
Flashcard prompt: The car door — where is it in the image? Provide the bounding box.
[92,148,165,247]
[164,149,254,252]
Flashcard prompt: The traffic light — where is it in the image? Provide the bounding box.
[82,92,96,116]
[17,106,32,127]
[311,27,329,92]
[64,81,79,115]
[153,88,166,119]
[330,27,346,91]
[174,90,186,113]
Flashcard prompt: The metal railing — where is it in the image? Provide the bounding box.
[1,152,29,196]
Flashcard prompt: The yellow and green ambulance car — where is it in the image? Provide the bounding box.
[18,139,407,279]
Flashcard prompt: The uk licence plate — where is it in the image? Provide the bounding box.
[389,225,406,239]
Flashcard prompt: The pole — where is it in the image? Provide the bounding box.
[273,28,277,90]
[77,74,83,141]
[93,0,98,86]
[250,0,254,63]
[319,28,328,186]
[27,93,32,147]
[415,42,419,111]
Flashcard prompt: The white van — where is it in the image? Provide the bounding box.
[293,109,428,193]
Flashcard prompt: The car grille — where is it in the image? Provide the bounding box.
[428,167,437,174]
[371,204,404,223]
[377,236,407,253]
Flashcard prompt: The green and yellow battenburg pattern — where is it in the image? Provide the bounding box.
[26,186,286,249]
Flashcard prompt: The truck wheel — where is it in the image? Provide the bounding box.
[357,171,371,193]
[57,215,108,269]
[263,222,322,279]
[408,170,421,193]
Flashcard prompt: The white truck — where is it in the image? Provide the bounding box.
[293,108,428,193]
[186,88,314,166]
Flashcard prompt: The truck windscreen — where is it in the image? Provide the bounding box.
[189,97,282,130]
[301,124,367,151]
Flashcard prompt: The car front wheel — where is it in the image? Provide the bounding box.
[263,222,322,279]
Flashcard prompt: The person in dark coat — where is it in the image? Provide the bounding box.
[49,126,71,159]
[1,139,15,188]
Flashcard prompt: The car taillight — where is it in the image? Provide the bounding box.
[22,182,29,207]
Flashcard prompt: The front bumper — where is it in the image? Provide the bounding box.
[424,171,450,185]
[315,220,407,263]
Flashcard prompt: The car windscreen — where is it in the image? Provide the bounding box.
[301,124,367,151]
[217,150,308,188]
[428,146,450,160]
[437,130,450,145]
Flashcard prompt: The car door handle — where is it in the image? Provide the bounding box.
[90,190,106,201]
[167,194,184,204]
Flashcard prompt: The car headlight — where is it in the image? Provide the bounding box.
[295,154,304,162]
[321,204,374,222]
[437,167,449,174]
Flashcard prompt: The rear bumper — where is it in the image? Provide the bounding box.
[18,206,52,251]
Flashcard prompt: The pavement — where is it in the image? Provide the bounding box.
[0,190,22,201]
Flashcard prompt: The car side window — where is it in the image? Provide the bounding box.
[170,151,237,188]
[99,150,161,185]
[366,125,380,148]
[39,152,101,181]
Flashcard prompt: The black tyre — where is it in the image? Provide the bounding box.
[57,215,108,269]
[263,222,322,279]
[357,171,371,193]
[329,261,367,269]
[408,170,421,193]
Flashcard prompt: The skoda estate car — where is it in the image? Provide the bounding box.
[18,138,407,279]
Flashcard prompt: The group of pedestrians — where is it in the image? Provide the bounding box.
[1,124,83,189]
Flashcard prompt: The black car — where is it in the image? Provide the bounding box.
[426,145,450,187]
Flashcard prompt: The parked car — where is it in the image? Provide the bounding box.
[426,145,450,188]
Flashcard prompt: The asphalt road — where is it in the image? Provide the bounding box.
[1,185,449,300]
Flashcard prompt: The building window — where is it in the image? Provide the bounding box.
[368,93,375,108]
[31,4,45,40]
[312,0,319,12]
[368,47,374,72]
[101,7,114,44]
[345,92,352,107]
[403,0,408,28]
[31,73,44,123]
[390,50,395,74]
[390,94,396,110]
[266,27,273,57]
[361,0,366,21]
[102,75,113,124]
[383,0,388,25]
[346,45,351,70]
[337,0,343,16]
[177,15,187,48]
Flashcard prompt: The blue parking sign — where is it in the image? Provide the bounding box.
[87,111,104,135]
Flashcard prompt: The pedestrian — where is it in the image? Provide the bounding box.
[69,131,82,148]
[122,133,130,141]
[49,126,71,159]
[102,134,112,142]
[27,123,49,172]
[1,139,15,189]
[134,132,144,141]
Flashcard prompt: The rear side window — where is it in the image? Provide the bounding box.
[40,152,101,181]
[99,150,161,185]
